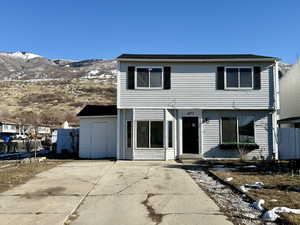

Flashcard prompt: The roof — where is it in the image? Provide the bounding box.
[278,116,300,123]
[77,105,117,117]
[117,54,277,61]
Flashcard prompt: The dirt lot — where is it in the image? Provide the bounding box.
[208,161,300,225]
[0,160,65,193]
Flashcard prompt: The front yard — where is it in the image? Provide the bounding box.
[0,159,65,193]
[207,161,300,224]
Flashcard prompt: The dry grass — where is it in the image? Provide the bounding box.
[0,78,116,123]
[211,169,300,224]
[0,160,65,193]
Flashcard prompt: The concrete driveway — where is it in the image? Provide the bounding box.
[0,161,233,225]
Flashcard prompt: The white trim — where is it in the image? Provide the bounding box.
[224,67,254,90]
[118,106,275,110]
[135,67,163,89]
[78,115,117,119]
[118,58,276,63]
[132,108,136,159]
[164,109,167,161]
[117,109,120,160]
[117,61,121,108]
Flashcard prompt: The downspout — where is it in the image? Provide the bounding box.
[272,60,280,160]
[164,109,167,161]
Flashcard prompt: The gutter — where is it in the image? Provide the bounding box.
[117,58,277,63]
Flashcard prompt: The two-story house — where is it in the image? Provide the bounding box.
[116,54,279,160]
[78,54,280,160]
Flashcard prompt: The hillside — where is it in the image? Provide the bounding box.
[0,52,117,125]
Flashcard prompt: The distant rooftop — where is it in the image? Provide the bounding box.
[117,54,277,61]
[77,105,117,117]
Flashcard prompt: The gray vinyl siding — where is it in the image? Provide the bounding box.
[119,109,133,160]
[202,110,273,159]
[135,109,164,120]
[119,62,275,109]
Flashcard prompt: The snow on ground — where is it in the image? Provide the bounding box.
[186,168,276,225]
[88,70,99,75]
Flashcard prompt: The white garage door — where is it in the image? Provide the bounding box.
[91,122,107,158]
[79,117,117,159]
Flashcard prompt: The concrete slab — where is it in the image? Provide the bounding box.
[73,161,233,225]
[0,160,233,225]
[0,160,114,225]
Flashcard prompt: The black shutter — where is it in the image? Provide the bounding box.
[127,66,135,89]
[163,66,171,89]
[216,67,225,90]
[254,66,261,90]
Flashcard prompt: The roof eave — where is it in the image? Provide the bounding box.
[117,58,277,62]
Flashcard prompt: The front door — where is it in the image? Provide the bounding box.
[182,117,199,154]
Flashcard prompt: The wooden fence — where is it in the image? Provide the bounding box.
[279,128,300,160]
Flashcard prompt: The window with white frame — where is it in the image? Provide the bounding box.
[221,117,255,143]
[225,67,253,89]
[136,68,163,88]
[136,121,164,148]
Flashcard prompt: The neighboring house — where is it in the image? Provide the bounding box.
[278,60,300,128]
[36,126,51,135]
[78,54,280,160]
[0,120,17,137]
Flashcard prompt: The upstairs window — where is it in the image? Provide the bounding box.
[136,68,163,89]
[225,67,253,89]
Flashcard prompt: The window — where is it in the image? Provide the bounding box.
[151,121,164,148]
[136,68,163,88]
[127,121,132,148]
[221,117,255,143]
[168,121,173,148]
[238,117,255,143]
[221,117,237,143]
[225,67,253,89]
[137,121,149,148]
[136,121,164,148]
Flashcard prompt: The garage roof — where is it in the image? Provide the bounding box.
[77,105,117,117]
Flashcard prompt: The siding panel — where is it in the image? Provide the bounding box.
[202,110,273,159]
[119,62,274,108]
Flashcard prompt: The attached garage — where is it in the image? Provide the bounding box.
[77,105,117,159]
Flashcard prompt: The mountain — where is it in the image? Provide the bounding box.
[0,52,117,125]
[0,51,117,80]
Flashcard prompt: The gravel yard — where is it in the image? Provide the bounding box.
[185,167,277,225]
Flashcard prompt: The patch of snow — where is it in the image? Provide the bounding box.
[225,177,233,182]
[243,165,257,169]
[250,200,265,211]
[262,210,279,221]
[88,70,99,75]
[0,51,41,60]
[263,207,300,221]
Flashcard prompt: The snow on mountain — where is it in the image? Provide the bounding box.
[0,52,117,81]
[0,51,41,60]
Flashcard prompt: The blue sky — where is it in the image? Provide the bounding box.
[0,0,299,63]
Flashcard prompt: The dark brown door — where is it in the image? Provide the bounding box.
[182,117,199,154]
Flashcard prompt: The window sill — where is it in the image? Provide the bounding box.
[219,143,259,150]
